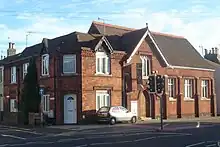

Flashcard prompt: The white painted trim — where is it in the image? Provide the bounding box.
[94,36,114,53]
[148,32,170,66]
[127,30,149,63]
[102,37,114,53]
[170,65,215,71]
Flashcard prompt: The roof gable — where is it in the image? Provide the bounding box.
[89,21,215,71]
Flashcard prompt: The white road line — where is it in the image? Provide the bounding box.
[90,140,132,146]
[185,142,205,147]
[206,144,217,147]
[134,136,156,142]
[1,134,26,140]
[74,145,88,147]
[0,144,9,147]
[57,138,84,142]
[14,129,42,135]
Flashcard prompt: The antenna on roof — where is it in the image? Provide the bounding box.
[199,45,204,57]
[26,31,45,48]
[98,17,111,36]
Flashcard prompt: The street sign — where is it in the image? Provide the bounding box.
[39,88,44,96]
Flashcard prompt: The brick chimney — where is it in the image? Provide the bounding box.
[7,42,16,57]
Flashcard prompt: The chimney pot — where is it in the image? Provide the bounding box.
[12,43,15,49]
[212,48,215,54]
[8,42,12,49]
[204,49,208,55]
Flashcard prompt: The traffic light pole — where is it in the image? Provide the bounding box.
[160,94,163,130]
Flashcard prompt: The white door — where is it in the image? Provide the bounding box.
[64,94,77,124]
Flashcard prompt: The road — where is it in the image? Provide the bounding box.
[0,121,219,147]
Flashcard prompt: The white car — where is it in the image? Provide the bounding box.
[96,106,137,125]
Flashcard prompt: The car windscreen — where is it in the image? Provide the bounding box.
[98,107,110,112]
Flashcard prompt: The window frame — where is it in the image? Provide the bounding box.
[11,66,16,83]
[184,79,193,100]
[41,54,49,76]
[63,54,76,74]
[95,52,110,75]
[42,94,50,112]
[140,56,151,79]
[23,63,29,79]
[168,78,176,100]
[96,90,111,111]
[201,80,209,99]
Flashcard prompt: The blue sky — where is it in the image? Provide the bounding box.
[0,0,219,55]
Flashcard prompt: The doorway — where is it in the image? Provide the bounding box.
[64,94,77,124]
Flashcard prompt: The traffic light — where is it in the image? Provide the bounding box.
[147,75,156,93]
[156,75,165,94]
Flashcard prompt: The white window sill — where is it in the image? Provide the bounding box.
[184,98,194,101]
[41,74,50,78]
[169,97,177,102]
[201,97,210,101]
[142,76,149,79]
[10,82,16,84]
[95,73,112,77]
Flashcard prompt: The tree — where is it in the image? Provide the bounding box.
[21,57,41,124]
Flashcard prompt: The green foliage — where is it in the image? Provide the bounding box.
[21,57,41,124]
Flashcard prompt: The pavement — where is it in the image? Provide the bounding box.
[0,119,220,147]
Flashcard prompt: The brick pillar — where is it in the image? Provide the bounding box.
[194,77,200,117]
[177,76,182,118]
[210,78,216,117]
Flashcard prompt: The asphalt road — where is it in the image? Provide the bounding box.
[0,122,219,147]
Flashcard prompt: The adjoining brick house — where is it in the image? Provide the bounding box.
[204,47,220,116]
[1,21,217,125]
[88,21,216,119]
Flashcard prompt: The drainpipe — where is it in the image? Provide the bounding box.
[53,55,57,124]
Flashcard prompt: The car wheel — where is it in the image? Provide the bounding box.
[131,116,137,124]
[110,117,116,125]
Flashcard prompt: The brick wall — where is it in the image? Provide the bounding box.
[126,39,215,119]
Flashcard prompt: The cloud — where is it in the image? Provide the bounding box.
[0,0,219,57]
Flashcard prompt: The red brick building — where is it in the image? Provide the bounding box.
[1,21,217,125]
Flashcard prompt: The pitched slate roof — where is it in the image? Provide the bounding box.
[89,21,215,70]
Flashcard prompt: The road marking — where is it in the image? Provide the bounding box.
[1,134,26,140]
[134,136,156,142]
[57,138,84,142]
[0,144,9,147]
[14,129,42,135]
[90,140,132,146]
[206,144,217,147]
[74,145,88,147]
[185,142,205,147]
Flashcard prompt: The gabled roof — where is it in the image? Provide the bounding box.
[0,31,114,65]
[89,21,215,70]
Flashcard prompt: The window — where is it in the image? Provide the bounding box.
[63,54,76,74]
[10,99,17,112]
[23,63,29,79]
[0,67,3,83]
[11,66,16,83]
[168,78,176,98]
[201,80,209,98]
[42,95,50,112]
[96,52,110,74]
[96,90,110,110]
[41,54,49,76]
[184,79,193,99]
[140,56,151,79]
